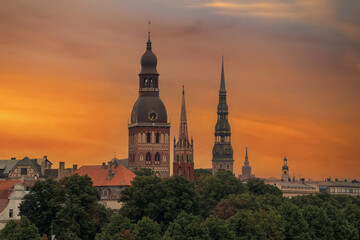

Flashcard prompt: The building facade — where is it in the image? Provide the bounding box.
[173,86,194,181]
[74,162,135,209]
[239,147,255,181]
[212,57,234,175]
[0,181,26,230]
[128,32,170,178]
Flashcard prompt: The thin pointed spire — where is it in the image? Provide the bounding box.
[245,147,248,162]
[146,21,152,51]
[220,55,226,92]
[180,85,187,122]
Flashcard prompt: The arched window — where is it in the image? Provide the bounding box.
[188,167,191,179]
[138,133,141,143]
[176,155,179,162]
[155,172,160,177]
[144,78,148,87]
[140,154,143,161]
[178,167,182,176]
[187,155,190,162]
[165,134,169,143]
[149,78,153,87]
[163,155,166,162]
[156,133,160,144]
[142,133,146,143]
[227,164,229,169]
[181,155,183,162]
[155,152,160,164]
[146,152,151,165]
[147,133,151,143]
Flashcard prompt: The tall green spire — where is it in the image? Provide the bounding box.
[220,56,226,92]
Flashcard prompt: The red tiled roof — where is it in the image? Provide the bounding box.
[73,164,135,187]
[0,180,22,214]
[0,180,21,190]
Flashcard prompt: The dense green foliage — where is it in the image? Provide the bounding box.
[0,216,41,240]
[19,174,109,240]
[10,169,360,240]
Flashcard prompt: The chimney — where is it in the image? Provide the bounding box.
[11,157,16,160]
[44,156,47,160]
[102,162,106,169]
[107,161,113,180]
[59,162,65,170]
[73,164,78,172]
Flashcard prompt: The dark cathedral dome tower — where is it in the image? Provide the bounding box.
[128,31,170,178]
[212,57,234,174]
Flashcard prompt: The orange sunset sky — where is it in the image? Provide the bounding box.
[1,0,360,180]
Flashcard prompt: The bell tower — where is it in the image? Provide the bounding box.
[173,86,194,181]
[128,30,170,178]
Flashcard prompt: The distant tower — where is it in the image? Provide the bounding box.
[212,57,234,175]
[281,155,291,181]
[173,86,194,181]
[239,147,255,180]
[128,29,170,178]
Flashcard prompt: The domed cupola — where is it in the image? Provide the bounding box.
[140,33,158,75]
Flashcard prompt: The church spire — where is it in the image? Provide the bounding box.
[147,21,152,51]
[179,86,188,140]
[220,56,226,92]
[245,147,248,161]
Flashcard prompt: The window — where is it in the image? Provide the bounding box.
[140,154,144,162]
[21,168,27,175]
[187,155,190,162]
[156,133,160,144]
[9,209,13,218]
[181,155,183,162]
[220,164,222,169]
[176,155,179,162]
[144,78,148,87]
[147,133,151,143]
[155,152,160,164]
[188,167,191,179]
[103,189,109,197]
[163,155,166,162]
[227,164,229,169]
[146,152,151,165]
[178,167,182,176]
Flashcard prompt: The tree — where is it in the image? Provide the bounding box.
[227,209,285,240]
[204,215,233,240]
[247,179,282,196]
[194,169,212,184]
[323,203,358,240]
[0,216,41,240]
[119,175,162,221]
[344,204,360,235]
[133,217,161,240]
[278,202,311,240]
[197,170,246,217]
[96,214,133,240]
[134,167,153,176]
[155,175,200,225]
[56,174,109,240]
[302,205,333,240]
[164,212,209,240]
[211,194,260,219]
[19,178,63,237]
[120,175,199,225]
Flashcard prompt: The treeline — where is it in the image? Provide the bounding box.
[1,169,360,240]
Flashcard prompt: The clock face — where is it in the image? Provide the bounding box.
[148,111,158,121]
